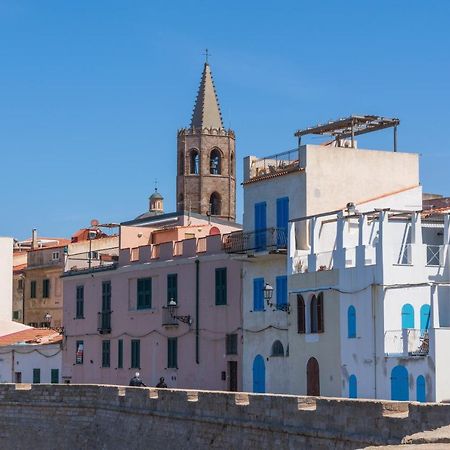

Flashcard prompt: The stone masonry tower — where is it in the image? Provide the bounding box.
[176,62,236,221]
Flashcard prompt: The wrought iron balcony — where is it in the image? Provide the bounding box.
[223,228,287,254]
[97,310,112,334]
[162,305,179,327]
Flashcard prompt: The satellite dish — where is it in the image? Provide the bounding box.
[90,219,100,227]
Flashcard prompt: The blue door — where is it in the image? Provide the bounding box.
[391,365,409,401]
[276,197,289,247]
[401,304,414,329]
[252,355,265,393]
[416,375,426,402]
[255,202,267,251]
[349,374,357,398]
[420,305,431,334]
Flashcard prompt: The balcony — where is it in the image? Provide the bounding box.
[384,329,429,357]
[246,149,301,182]
[97,311,111,334]
[223,228,287,254]
[162,305,179,327]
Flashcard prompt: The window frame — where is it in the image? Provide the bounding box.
[131,339,140,369]
[167,337,178,368]
[215,268,227,306]
[137,277,152,310]
[167,273,178,305]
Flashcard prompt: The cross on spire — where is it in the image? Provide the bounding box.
[203,48,210,64]
[154,179,158,192]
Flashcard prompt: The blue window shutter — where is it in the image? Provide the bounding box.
[401,304,415,329]
[254,202,267,251]
[349,374,357,398]
[420,305,431,333]
[348,305,356,338]
[253,278,264,311]
[276,276,287,306]
[276,197,289,247]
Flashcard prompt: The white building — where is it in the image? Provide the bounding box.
[228,116,432,397]
[0,328,62,383]
[287,205,450,403]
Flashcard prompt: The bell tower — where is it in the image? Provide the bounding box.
[176,62,236,222]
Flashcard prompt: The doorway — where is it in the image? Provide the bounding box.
[228,361,238,392]
[307,357,320,396]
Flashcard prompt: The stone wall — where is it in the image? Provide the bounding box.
[0,384,449,449]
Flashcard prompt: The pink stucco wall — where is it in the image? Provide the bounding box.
[62,233,243,391]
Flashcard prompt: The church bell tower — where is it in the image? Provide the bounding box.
[176,61,236,222]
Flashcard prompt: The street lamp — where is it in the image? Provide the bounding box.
[43,312,52,328]
[263,282,290,313]
[168,299,192,325]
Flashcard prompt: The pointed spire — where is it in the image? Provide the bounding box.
[191,63,224,130]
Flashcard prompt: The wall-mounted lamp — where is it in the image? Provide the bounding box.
[43,312,52,327]
[168,299,192,325]
[263,282,290,313]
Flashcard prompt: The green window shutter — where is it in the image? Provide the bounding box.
[43,279,50,298]
[167,274,178,304]
[215,268,227,305]
[137,278,152,309]
[131,339,140,368]
[30,281,36,298]
[168,337,178,368]
[76,286,84,318]
[51,369,59,384]
[118,339,123,369]
[102,340,110,367]
[33,368,40,383]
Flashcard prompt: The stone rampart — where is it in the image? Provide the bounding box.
[0,384,449,449]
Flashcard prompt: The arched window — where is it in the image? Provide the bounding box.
[391,365,409,401]
[190,149,199,175]
[271,340,284,357]
[210,192,221,216]
[416,375,426,402]
[210,149,221,175]
[349,374,357,398]
[348,305,356,338]
[401,304,414,329]
[420,304,431,334]
[310,293,324,333]
[306,357,320,396]
[297,295,305,334]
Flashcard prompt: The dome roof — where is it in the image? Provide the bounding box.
[149,190,163,200]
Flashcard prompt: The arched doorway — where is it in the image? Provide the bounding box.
[416,375,426,402]
[349,374,357,398]
[307,357,320,396]
[252,355,265,393]
[391,365,409,400]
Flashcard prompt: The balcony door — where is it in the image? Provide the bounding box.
[254,202,267,251]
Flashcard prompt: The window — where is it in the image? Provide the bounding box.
[12,311,21,320]
[271,340,284,357]
[42,279,50,298]
[190,149,199,175]
[76,340,84,364]
[210,149,221,174]
[276,197,289,247]
[215,268,227,305]
[102,340,110,368]
[51,369,59,384]
[226,334,238,355]
[52,251,60,261]
[310,293,324,333]
[254,202,267,251]
[18,279,23,290]
[33,368,41,384]
[76,286,84,319]
[168,337,178,368]
[210,192,221,216]
[131,339,140,368]
[118,339,123,369]
[253,278,264,311]
[30,280,36,298]
[137,278,152,309]
[348,305,356,338]
[167,274,178,304]
[297,295,305,333]
[349,374,357,398]
[276,276,287,307]
[401,304,414,329]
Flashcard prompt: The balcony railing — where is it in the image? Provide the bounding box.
[223,228,287,254]
[97,311,111,334]
[162,305,179,327]
[250,149,300,180]
[426,245,442,266]
[384,329,429,357]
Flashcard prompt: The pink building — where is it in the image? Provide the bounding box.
[61,212,243,391]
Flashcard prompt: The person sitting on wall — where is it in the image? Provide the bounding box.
[129,372,146,387]
[156,377,167,388]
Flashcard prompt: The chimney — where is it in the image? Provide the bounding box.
[31,228,38,250]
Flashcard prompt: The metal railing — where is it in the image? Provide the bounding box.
[223,228,287,254]
[384,329,429,356]
[426,245,442,266]
[393,244,412,265]
[250,149,300,180]
[97,311,112,334]
[162,305,178,327]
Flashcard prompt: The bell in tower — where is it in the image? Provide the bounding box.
[176,60,236,222]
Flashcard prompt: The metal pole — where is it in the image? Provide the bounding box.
[393,125,397,152]
[195,259,200,364]
[351,120,355,148]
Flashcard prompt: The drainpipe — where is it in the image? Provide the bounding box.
[372,284,377,398]
[195,259,200,364]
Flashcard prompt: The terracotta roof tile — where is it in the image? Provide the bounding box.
[0,329,62,346]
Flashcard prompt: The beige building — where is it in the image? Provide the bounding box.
[176,62,236,221]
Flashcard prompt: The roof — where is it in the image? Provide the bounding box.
[190,63,224,129]
[422,197,450,217]
[150,190,164,200]
[0,328,62,347]
[13,263,27,274]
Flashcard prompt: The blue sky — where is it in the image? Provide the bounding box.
[1,1,449,239]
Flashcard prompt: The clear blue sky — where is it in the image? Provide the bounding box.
[1,1,449,239]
